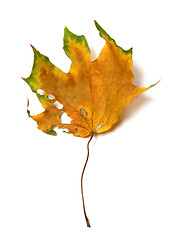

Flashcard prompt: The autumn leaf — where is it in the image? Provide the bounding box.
[23,21,158,227]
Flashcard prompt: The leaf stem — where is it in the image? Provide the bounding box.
[81,132,94,228]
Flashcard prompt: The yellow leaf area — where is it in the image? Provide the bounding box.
[23,21,156,137]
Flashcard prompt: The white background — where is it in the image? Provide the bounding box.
[0,0,180,239]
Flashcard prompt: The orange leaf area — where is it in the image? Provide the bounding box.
[23,21,155,137]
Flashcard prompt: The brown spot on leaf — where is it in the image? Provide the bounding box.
[80,108,87,119]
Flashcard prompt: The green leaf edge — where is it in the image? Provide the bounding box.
[63,27,90,58]
[45,129,57,136]
[23,45,56,93]
[94,20,132,57]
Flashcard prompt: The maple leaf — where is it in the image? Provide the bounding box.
[23,21,157,137]
[23,21,158,227]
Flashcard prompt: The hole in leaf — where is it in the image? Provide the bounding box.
[62,128,69,133]
[37,89,46,95]
[95,124,102,131]
[54,101,63,109]
[48,94,55,100]
[59,112,72,124]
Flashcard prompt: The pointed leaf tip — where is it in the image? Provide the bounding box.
[30,44,34,49]
[27,109,31,117]
[63,26,90,59]
[149,79,160,89]
[45,129,57,136]
[64,26,67,32]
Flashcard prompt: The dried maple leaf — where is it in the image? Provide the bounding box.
[23,21,158,227]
